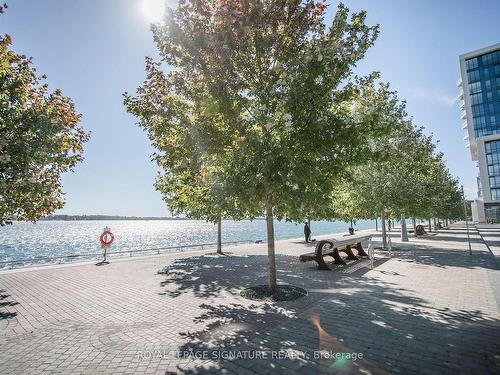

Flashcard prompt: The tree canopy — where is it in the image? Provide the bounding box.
[330,117,464,245]
[0,7,89,224]
[125,0,463,292]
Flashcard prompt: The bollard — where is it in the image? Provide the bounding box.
[368,238,374,270]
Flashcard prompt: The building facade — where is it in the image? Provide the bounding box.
[459,43,500,223]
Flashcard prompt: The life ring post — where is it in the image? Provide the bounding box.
[97,227,114,265]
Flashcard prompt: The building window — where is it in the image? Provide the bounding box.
[483,53,493,65]
[469,81,482,94]
[491,189,500,201]
[485,140,500,203]
[488,164,500,175]
[468,70,480,82]
[487,153,500,164]
[486,140,500,153]
[475,116,486,128]
[472,104,486,117]
[466,57,479,70]
[466,49,500,139]
[470,93,483,105]
[489,176,500,188]
[485,204,500,222]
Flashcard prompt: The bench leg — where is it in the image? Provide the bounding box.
[331,248,347,265]
[354,242,369,257]
[341,245,358,260]
[316,254,331,270]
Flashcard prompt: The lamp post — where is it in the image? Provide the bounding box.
[462,185,472,256]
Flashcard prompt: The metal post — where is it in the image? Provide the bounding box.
[462,185,472,256]
[368,238,374,269]
[381,211,387,249]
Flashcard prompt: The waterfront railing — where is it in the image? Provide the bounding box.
[0,239,257,270]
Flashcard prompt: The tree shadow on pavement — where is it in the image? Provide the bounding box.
[389,244,499,271]
[0,290,18,320]
[158,254,500,374]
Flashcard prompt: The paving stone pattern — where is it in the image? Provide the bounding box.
[0,225,499,374]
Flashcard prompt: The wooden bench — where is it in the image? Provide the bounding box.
[299,234,372,270]
[415,225,426,236]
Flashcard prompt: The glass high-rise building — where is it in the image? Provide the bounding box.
[459,43,500,222]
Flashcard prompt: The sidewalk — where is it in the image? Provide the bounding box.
[0,225,499,374]
[476,223,500,262]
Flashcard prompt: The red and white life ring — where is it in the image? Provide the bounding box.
[99,230,114,246]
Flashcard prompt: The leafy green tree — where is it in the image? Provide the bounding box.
[331,120,435,244]
[125,1,386,293]
[324,80,408,225]
[0,6,89,225]
[333,117,463,246]
[417,154,463,225]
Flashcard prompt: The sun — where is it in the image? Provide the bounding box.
[142,0,166,23]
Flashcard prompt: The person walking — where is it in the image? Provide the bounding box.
[304,221,311,243]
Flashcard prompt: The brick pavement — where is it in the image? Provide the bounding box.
[0,225,499,374]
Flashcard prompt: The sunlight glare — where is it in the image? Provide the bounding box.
[142,0,166,23]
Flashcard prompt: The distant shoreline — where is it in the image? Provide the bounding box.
[41,215,187,221]
[40,215,267,221]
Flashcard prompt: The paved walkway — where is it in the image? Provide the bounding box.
[0,225,499,374]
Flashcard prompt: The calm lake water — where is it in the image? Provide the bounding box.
[0,219,376,268]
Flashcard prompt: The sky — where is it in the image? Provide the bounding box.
[2,0,500,216]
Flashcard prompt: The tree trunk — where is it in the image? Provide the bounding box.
[217,217,222,254]
[433,218,437,231]
[307,219,311,241]
[266,201,277,294]
[412,217,417,237]
[401,213,408,242]
[428,218,432,232]
[375,218,378,232]
[381,211,387,249]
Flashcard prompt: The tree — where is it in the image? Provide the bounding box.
[316,78,408,243]
[332,117,463,246]
[125,1,384,294]
[417,154,464,224]
[0,5,89,225]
